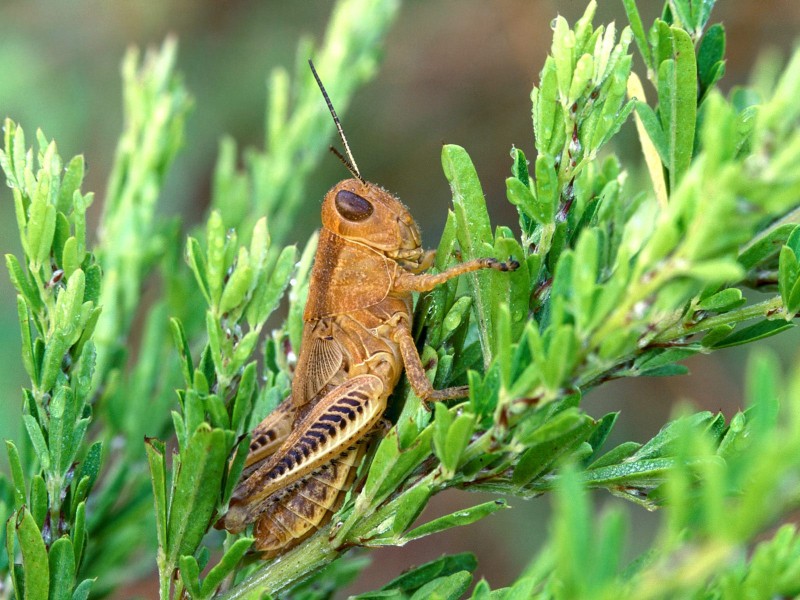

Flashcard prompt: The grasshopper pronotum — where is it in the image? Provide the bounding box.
[217,61,518,558]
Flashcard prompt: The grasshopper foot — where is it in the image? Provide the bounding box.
[482,257,520,272]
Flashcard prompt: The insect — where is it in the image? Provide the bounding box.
[217,60,519,558]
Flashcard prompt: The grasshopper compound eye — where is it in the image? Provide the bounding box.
[335,190,374,221]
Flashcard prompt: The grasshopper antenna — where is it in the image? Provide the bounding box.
[308,59,364,183]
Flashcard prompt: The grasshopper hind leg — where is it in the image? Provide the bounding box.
[395,323,469,402]
[241,395,297,479]
[253,438,369,558]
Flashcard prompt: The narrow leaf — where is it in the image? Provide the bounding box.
[16,507,49,600]
[401,500,508,543]
[48,537,75,600]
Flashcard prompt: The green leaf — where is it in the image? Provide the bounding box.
[534,58,560,154]
[503,577,537,600]
[533,154,558,224]
[470,580,491,600]
[746,351,780,436]
[442,144,498,366]
[710,320,795,349]
[696,288,744,312]
[380,553,477,593]
[6,513,19,599]
[506,177,539,225]
[48,537,75,600]
[206,311,222,376]
[49,386,76,476]
[584,457,678,487]
[70,503,86,571]
[231,362,257,436]
[681,260,743,285]
[552,15,575,100]
[510,146,530,185]
[200,537,254,598]
[432,402,453,464]
[61,238,79,279]
[28,201,57,271]
[246,244,297,326]
[222,434,250,505]
[205,211,227,308]
[144,437,167,555]
[441,296,472,344]
[698,24,726,97]
[409,572,472,600]
[23,416,50,471]
[6,441,27,510]
[166,425,227,564]
[203,394,230,430]
[442,411,475,477]
[30,476,47,529]
[170,318,194,386]
[584,412,619,464]
[70,580,92,600]
[633,412,715,461]
[219,248,253,316]
[186,237,212,307]
[362,427,434,510]
[740,224,797,270]
[663,27,697,188]
[636,348,698,373]
[16,507,49,600]
[701,324,735,347]
[568,53,594,105]
[513,409,595,486]
[633,101,668,165]
[74,443,100,507]
[621,0,652,72]
[785,277,800,316]
[541,325,578,392]
[779,245,800,311]
[178,555,202,599]
[388,484,431,539]
[58,155,84,214]
[41,269,86,391]
[7,254,43,314]
[401,499,508,544]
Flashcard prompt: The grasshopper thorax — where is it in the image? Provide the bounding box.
[321,178,424,266]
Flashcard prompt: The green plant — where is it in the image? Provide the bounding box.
[2,0,800,598]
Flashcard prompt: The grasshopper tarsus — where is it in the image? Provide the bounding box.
[481,257,521,272]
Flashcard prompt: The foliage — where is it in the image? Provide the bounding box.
[1,0,800,598]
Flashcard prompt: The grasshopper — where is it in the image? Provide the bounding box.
[217,61,518,558]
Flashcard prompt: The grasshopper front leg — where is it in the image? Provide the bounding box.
[393,256,519,293]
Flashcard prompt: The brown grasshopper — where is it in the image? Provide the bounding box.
[217,61,518,558]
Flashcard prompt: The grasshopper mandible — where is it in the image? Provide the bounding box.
[217,61,518,558]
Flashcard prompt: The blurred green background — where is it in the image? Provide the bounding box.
[1,0,799,596]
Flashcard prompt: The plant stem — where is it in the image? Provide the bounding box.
[216,532,337,600]
[577,296,785,390]
[157,551,172,600]
[653,296,784,342]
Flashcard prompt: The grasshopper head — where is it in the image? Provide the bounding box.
[322,178,426,268]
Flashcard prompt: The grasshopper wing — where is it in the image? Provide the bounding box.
[296,325,344,405]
